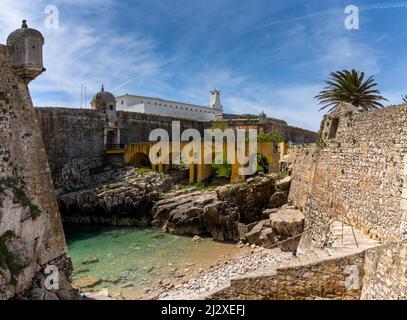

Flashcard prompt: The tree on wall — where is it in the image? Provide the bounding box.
[315,69,388,112]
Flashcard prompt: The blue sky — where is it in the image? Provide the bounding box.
[1,0,407,131]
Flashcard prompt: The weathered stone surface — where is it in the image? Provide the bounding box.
[159,191,217,236]
[154,190,241,241]
[201,201,240,242]
[241,220,271,244]
[269,209,305,251]
[288,105,407,245]
[237,222,258,239]
[153,177,290,242]
[240,209,304,251]
[209,251,366,300]
[259,228,278,247]
[58,168,173,226]
[361,239,407,300]
[275,176,292,192]
[268,191,289,209]
[0,44,72,300]
[217,177,276,223]
[75,276,101,289]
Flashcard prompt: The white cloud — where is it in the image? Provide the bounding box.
[0,0,166,107]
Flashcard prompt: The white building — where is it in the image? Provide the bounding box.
[116,89,223,121]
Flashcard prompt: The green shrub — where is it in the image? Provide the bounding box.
[0,178,41,219]
[0,233,27,280]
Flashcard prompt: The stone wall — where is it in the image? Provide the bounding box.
[361,239,407,299]
[34,107,205,192]
[209,252,365,300]
[288,105,407,246]
[0,44,70,299]
[117,110,205,144]
[211,118,318,143]
[35,107,105,193]
[35,105,317,193]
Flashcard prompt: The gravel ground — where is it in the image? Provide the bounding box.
[159,247,294,300]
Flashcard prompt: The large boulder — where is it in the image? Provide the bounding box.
[268,191,289,209]
[160,192,217,236]
[201,201,240,241]
[241,209,305,251]
[269,209,305,251]
[275,176,292,192]
[152,190,205,227]
[154,190,242,242]
[241,219,271,244]
[259,228,278,247]
[217,177,275,223]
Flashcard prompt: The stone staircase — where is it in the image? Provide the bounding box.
[292,221,381,267]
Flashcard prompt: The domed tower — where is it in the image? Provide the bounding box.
[91,85,116,112]
[7,20,45,84]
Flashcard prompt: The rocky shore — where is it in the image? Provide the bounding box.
[58,167,174,226]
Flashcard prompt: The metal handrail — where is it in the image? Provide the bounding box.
[105,143,126,149]
[262,233,304,250]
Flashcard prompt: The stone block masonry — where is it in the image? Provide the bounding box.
[34,106,315,193]
[0,44,70,299]
[34,107,205,192]
[209,251,366,300]
[288,104,407,246]
[361,239,407,299]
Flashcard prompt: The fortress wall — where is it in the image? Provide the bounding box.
[34,107,204,192]
[116,111,205,144]
[0,45,70,299]
[263,122,317,143]
[288,105,407,245]
[209,252,365,300]
[212,119,318,143]
[361,239,407,299]
[35,107,105,192]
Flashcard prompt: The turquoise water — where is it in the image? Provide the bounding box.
[65,224,241,298]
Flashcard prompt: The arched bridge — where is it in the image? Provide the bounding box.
[105,142,287,184]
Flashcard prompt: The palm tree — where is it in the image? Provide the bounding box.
[403,95,407,104]
[316,69,387,112]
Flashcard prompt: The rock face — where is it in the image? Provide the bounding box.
[58,168,174,226]
[269,208,305,251]
[152,176,290,242]
[0,44,72,299]
[216,177,276,223]
[152,189,240,241]
[267,176,291,209]
[241,207,305,252]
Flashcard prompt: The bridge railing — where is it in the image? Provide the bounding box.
[105,143,126,150]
